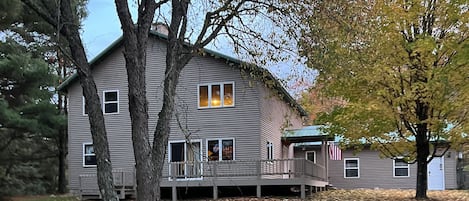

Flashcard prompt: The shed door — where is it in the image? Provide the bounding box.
[428,157,445,190]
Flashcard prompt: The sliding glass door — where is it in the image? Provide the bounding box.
[169,141,202,179]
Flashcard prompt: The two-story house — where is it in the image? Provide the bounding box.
[58,31,330,200]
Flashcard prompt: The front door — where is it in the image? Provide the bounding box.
[428,157,445,190]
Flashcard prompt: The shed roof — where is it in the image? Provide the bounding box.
[58,31,307,117]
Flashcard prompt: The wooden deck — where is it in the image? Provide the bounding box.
[78,158,328,200]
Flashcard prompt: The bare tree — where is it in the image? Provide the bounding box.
[25,0,296,200]
[21,0,119,200]
[115,0,296,200]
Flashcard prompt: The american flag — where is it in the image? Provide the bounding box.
[329,142,342,160]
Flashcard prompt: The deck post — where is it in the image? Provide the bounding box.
[256,160,261,198]
[213,185,218,200]
[324,140,329,182]
[172,186,177,201]
[256,185,261,198]
[213,162,218,200]
[78,176,83,200]
[171,164,177,201]
[300,184,306,199]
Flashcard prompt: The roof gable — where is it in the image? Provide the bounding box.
[58,31,307,116]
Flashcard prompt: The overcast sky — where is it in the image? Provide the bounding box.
[81,1,314,95]
[81,1,123,59]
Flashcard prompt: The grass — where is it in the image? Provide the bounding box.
[6,195,79,201]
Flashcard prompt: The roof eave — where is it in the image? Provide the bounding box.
[57,31,308,117]
[57,36,124,91]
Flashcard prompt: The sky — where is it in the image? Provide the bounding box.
[81,1,123,59]
[81,1,315,96]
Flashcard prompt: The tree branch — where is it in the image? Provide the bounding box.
[21,0,58,31]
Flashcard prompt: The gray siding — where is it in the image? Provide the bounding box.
[67,46,134,193]
[259,85,303,161]
[68,38,300,192]
[328,149,457,189]
[294,146,325,167]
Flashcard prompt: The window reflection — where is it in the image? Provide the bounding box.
[199,86,208,107]
[211,85,221,107]
[224,84,233,106]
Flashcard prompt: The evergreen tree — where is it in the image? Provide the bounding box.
[0,38,65,197]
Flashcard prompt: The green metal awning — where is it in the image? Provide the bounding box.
[282,125,334,144]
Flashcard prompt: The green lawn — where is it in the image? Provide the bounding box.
[7,195,79,201]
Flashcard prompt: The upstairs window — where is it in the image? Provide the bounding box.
[82,96,88,115]
[344,158,359,178]
[198,82,234,108]
[83,143,96,167]
[207,138,234,161]
[103,90,119,114]
[267,141,273,160]
[393,159,410,177]
[306,151,316,163]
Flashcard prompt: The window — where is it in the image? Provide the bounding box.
[393,159,410,177]
[306,151,316,163]
[103,90,119,114]
[82,96,88,115]
[344,158,359,178]
[198,82,234,108]
[207,139,234,161]
[267,141,273,160]
[83,143,96,167]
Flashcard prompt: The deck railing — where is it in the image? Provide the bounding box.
[167,158,326,181]
[78,158,326,198]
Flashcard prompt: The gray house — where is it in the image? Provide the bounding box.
[59,32,330,200]
[292,127,460,191]
[326,148,459,190]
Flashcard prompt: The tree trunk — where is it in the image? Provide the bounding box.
[113,0,160,200]
[152,62,181,200]
[57,124,67,194]
[415,132,429,199]
[152,2,193,200]
[415,100,429,199]
[59,0,118,200]
[57,50,68,194]
[120,29,156,201]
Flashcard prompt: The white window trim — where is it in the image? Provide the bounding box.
[197,82,235,109]
[344,158,360,178]
[167,139,203,181]
[82,96,87,116]
[393,158,410,178]
[305,151,316,164]
[205,138,236,161]
[267,141,274,160]
[83,142,96,168]
[103,90,119,114]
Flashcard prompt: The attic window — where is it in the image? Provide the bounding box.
[103,90,119,114]
[198,82,234,108]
